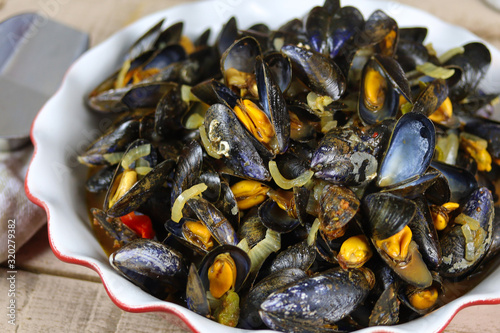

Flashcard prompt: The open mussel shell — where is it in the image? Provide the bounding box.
[255,56,290,154]
[377,112,436,188]
[363,192,416,240]
[263,52,292,93]
[204,103,271,181]
[106,159,174,217]
[221,36,262,83]
[281,44,346,100]
[188,196,238,246]
[358,57,400,125]
[376,241,433,289]
[198,244,251,295]
[217,17,239,56]
[380,168,440,199]
[109,238,189,300]
[103,139,175,217]
[412,79,448,116]
[164,217,210,255]
[347,74,401,130]
[363,10,399,56]
[429,160,478,204]
[464,118,500,161]
[125,19,165,61]
[258,198,301,233]
[186,263,210,318]
[444,42,491,102]
[439,187,495,279]
[398,273,443,316]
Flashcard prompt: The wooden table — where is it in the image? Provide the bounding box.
[1,0,500,332]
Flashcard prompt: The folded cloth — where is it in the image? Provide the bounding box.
[0,145,46,263]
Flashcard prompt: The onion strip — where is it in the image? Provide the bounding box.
[122,144,151,169]
[171,183,208,222]
[248,229,281,273]
[269,160,314,190]
[199,125,222,159]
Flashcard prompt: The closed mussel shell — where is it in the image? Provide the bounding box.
[238,208,267,248]
[265,239,316,276]
[319,185,360,239]
[281,44,346,100]
[410,196,442,270]
[260,267,372,328]
[109,238,188,300]
[240,268,307,329]
[170,140,203,206]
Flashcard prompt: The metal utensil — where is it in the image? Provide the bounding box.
[0,13,89,151]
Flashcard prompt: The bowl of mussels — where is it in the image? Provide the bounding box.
[26,0,500,332]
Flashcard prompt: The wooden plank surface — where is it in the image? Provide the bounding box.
[1,0,500,332]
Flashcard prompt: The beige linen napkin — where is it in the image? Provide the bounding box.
[0,145,46,263]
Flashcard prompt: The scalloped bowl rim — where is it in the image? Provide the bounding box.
[25,0,500,332]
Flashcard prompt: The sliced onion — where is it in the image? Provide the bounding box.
[237,238,250,252]
[115,59,131,89]
[438,46,465,64]
[269,160,314,190]
[102,152,123,165]
[248,229,281,273]
[171,183,208,222]
[135,166,153,176]
[455,213,481,230]
[185,113,205,129]
[416,62,455,79]
[461,223,475,262]
[307,218,320,246]
[199,125,222,159]
[121,144,151,169]
[436,131,459,165]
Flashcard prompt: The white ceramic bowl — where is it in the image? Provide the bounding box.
[26,0,500,332]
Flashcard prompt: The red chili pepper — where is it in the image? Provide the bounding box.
[120,212,155,239]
